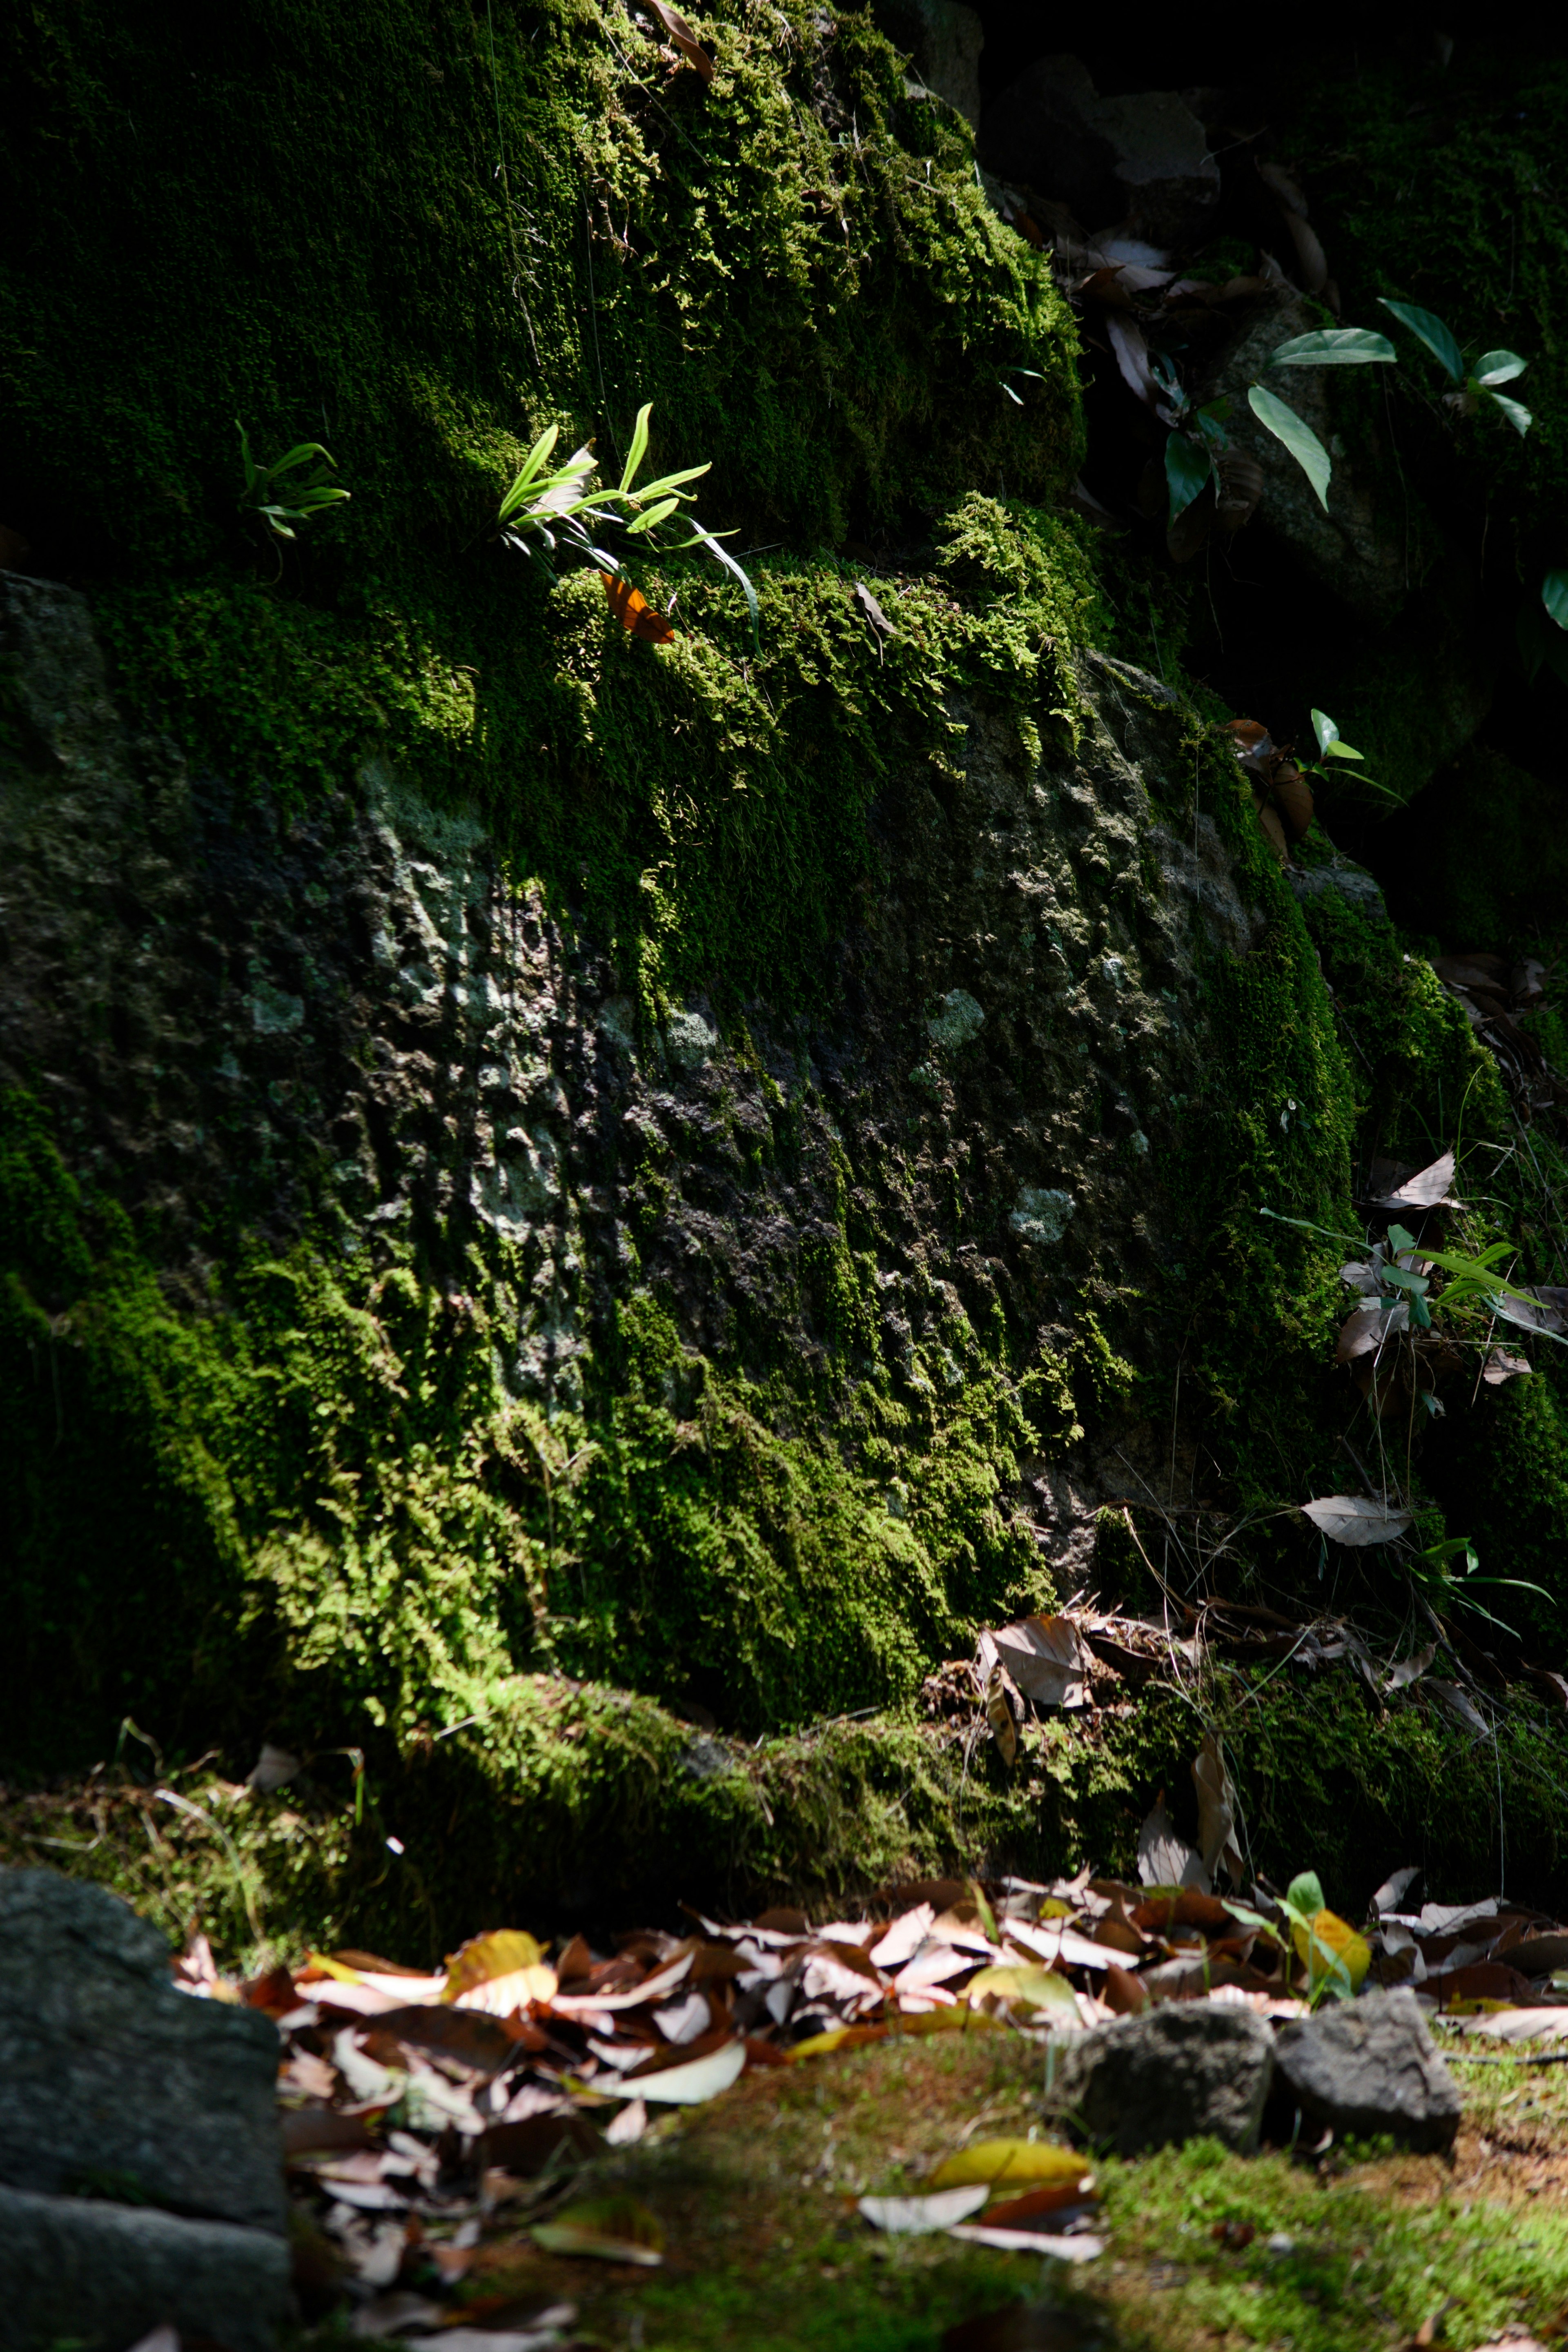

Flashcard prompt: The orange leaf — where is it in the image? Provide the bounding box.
[602,570,676,644]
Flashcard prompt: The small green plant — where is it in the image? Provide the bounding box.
[236,424,350,540]
[1246,325,1396,512]
[1404,1534,1548,1635]
[494,401,759,647]
[1379,301,1531,435]
[1226,1871,1361,2007]
[1298,708,1398,803]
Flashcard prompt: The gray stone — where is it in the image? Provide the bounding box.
[888,0,982,129]
[0,2185,291,2352]
[1272,1989,1461,2152]
[1286,853,1390,922]
[1050,2001,1274,2155]
[979,57,1218,246]
[0,1869,285,2233]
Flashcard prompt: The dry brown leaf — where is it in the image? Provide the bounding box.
[1257,160,1310,216]
[1481,1345,1532,1383]
[1282,212,1329,293]
[602,570,677,642]
[1136,1793,1207,1892]
[981,1615,1088,1709]
[646,0,713,80]
[1372,1148,1458,1212]
[1256,802,1289,865]
[1192,1730,1245,1890]
[1383,1644,1436,1695]
[1214,448,1263,533]
[1105,312,1160,407]
[1270,763,1314,842]
[855,579,894,637]
[1301,1494,1414,1547]
[985,1662,1022,1765]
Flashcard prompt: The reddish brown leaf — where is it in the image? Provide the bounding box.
[281,2105,376,2158]
[1102,1960,1149,2015]
[646,0,714,80]
[375,2003,541,2071]
[1270,764,1314,842]
[483,2111,604,2174]
[602,570,677,643]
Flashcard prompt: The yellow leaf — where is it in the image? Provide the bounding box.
[896,2007,1001,2038]
[443,1928,557,2009]
[1290,1908,1371,1992]
[929,2138,1087,2192]
[787,2024,888,2060]
[304,1951,366,1984]
[964,1964,1078,2014]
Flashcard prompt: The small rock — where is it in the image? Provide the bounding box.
[1049,2000,1274,2155]
[0,1869,285,2232]
[1272,1987,1461,2152]
[0,2186,290,2352]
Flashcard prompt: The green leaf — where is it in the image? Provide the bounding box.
[1248,385,1331,510]
[619,402,653,495]
[1310,708,1339,755]
[498,425,563,521]
[1287,1870,1326,1916]
[1473,350,1527,386]
[630,461,710,501]
[1324,739,1365,762]
[1002,383,1023,405]
[1165,432,1211,523]
[1270,327,1396,367]
[1488,391,1532,436]
[624,496,681,536]
[686,519,760,652]
[1544,571,1568,630]
[1379,299,1464,383]
[269,441,337,477]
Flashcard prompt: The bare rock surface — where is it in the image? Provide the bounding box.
[0,1867,285,2232]
[1272,1988,1462,2152]
[979,56,1218,246]
[1051,2000,1275,2154]
[0,2185,290,2352]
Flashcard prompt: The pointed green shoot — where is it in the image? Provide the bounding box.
[619,403,653,495]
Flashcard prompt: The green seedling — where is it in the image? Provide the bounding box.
[494,400,759,648]
[237,424,350,540]
[1379,300,1531,435]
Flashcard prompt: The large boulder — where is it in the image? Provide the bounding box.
[0,2187,291,2352]
[0,1867,285,2231]
[1049,2000,1275,2155]
[1272,1988,1462,2152]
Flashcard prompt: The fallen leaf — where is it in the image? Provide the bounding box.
[606,2097,648,2145]
[1270,762,1314,842]
[1337,1303,1406,1362]
[1105,312,1160,407]
[483,2111,604,2175]
[1213,2216,1257,2248]
[855,580,895,637]
[1301,1494,1414,1547]
[1427,1679,1492,1738]
[532,2196,665,2265]
[402,2333,573,2352]
[1481,1346,1532,1383]
[946,2223,1104,2258]
[860,2184,991,2234]
[929,2139,1087,2193]
[1370,1864,1421,1915]
[1136,1794,1207,1892]
[601,570,677,642]
[1291,1908,1372,1991]
[963,1965,1078,2016]
[248,1742,302,1794]
[646,0,714,80]
[983,2178,1098,2227]
[378,2005,537,2073]
[1102,1961,1148,2015]
[1192,1730,1245,1889]
[985,1662,1021,1766]
[787,2023,888,2059]
[980,1615,1089,1709]
[1494,1287,1568,1339]
[624,2037,746,2103]
[1214,448,1263,533]
[1256,801,1289,864]
[282,2104,376,2158]
[1372,1149,1458,1212]
[125,2333,180,2352]
[1384,1644,1436,1694]
[1282,211,1329,293]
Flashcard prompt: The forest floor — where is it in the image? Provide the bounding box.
[298,2022,1568,2351]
